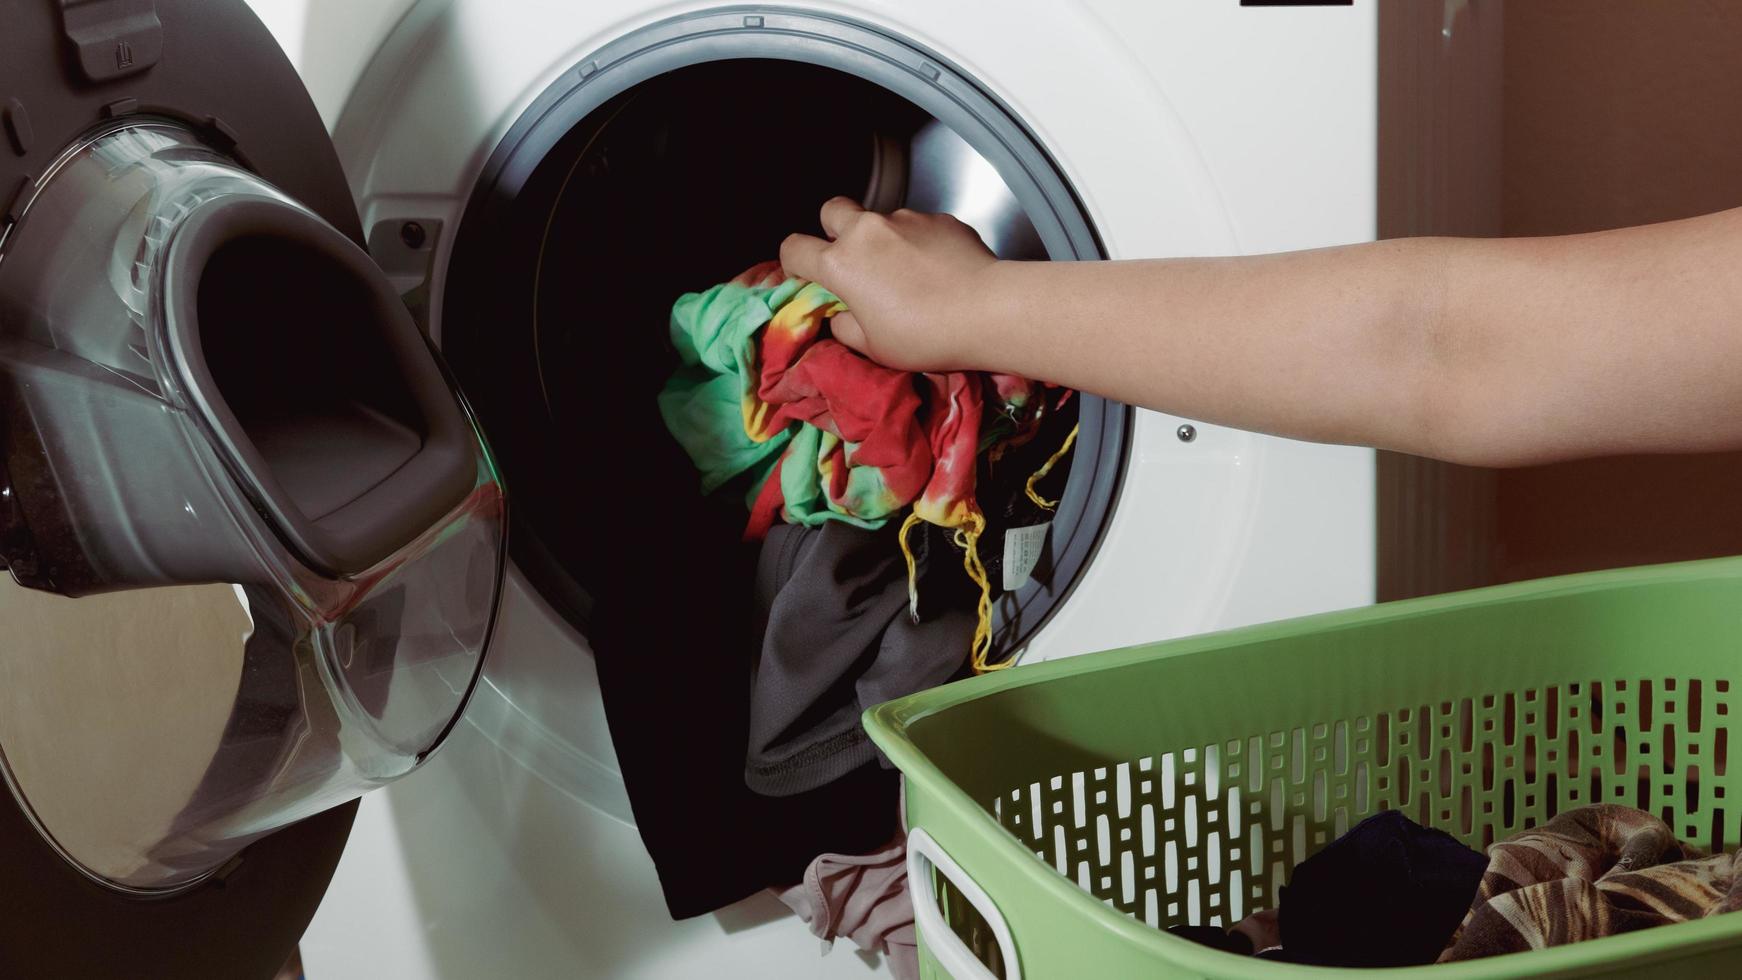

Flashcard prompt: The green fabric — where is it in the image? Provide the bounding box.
[657,276,806,494]
[743,451,784,511]
[657,268,892,532]
[777,425,886,531]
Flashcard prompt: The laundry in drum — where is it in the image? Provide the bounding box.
[659,259,1076,673]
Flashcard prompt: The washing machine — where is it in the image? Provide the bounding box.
[0,0,1381,977]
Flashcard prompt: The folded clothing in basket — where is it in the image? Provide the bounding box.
[1440,804,1742,962]
[1270,810,1487,966]
[1176,805,1742,966]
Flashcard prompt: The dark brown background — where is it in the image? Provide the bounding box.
[1379,0,1742,596]
[1497,0,1742,582]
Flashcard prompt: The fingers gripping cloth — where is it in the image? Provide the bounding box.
[661,261,1060,672]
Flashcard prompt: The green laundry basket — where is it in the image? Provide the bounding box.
[864,556,1742,978]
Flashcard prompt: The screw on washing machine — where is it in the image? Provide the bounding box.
[400,221,428,250]
[1177,424,1197,443]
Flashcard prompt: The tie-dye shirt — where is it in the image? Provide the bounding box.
[659,260,1047,540]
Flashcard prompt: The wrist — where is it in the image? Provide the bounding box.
[947,259,1017,370]
[955,259,1029,374]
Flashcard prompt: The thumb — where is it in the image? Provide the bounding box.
[779,232,829,282]
[828,311,868,353]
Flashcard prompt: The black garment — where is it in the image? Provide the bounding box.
[746,521,974,796]
[1273,810,1487,967]
[588,468,900,920]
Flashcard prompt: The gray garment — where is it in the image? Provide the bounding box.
[746,521,972,797]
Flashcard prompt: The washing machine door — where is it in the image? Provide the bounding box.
[0,2,505,976]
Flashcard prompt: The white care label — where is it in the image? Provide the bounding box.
[1002,522,1051,591]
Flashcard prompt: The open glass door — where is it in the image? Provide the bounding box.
[0,1,504,975]
[0,118,504,892]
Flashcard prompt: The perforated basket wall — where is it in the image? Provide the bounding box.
[870,558,1742,979]
[991,677,1737,932]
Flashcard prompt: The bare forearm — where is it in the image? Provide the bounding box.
[1431,210,1742,465]
[783,199,1742,467]
[970,208,1742,467]
[974,241,1444,454]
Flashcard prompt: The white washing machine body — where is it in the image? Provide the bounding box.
[245,1,1380,976]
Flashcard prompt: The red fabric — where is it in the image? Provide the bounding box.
[764,340,934,505]
[912,371,983,529]
[732,264,1054,541]
[744,454,787,543]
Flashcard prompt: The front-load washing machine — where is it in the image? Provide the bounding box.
[0,0,1389,976]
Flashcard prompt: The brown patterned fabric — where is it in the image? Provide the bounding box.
[1440,805,1742,961]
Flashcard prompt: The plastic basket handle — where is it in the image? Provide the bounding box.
[906,828,1022,980]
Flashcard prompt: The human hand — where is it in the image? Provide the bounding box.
[779,196,1000,372]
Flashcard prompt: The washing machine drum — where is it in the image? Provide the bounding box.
[442,29,1123,659]
[0,1,504,975]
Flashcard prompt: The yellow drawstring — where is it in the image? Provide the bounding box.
[901,421,1091,673]
[898,509,1008,673]
[954,514,1007,673]
[1024,424,1079,511]
[897,511,925,623]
